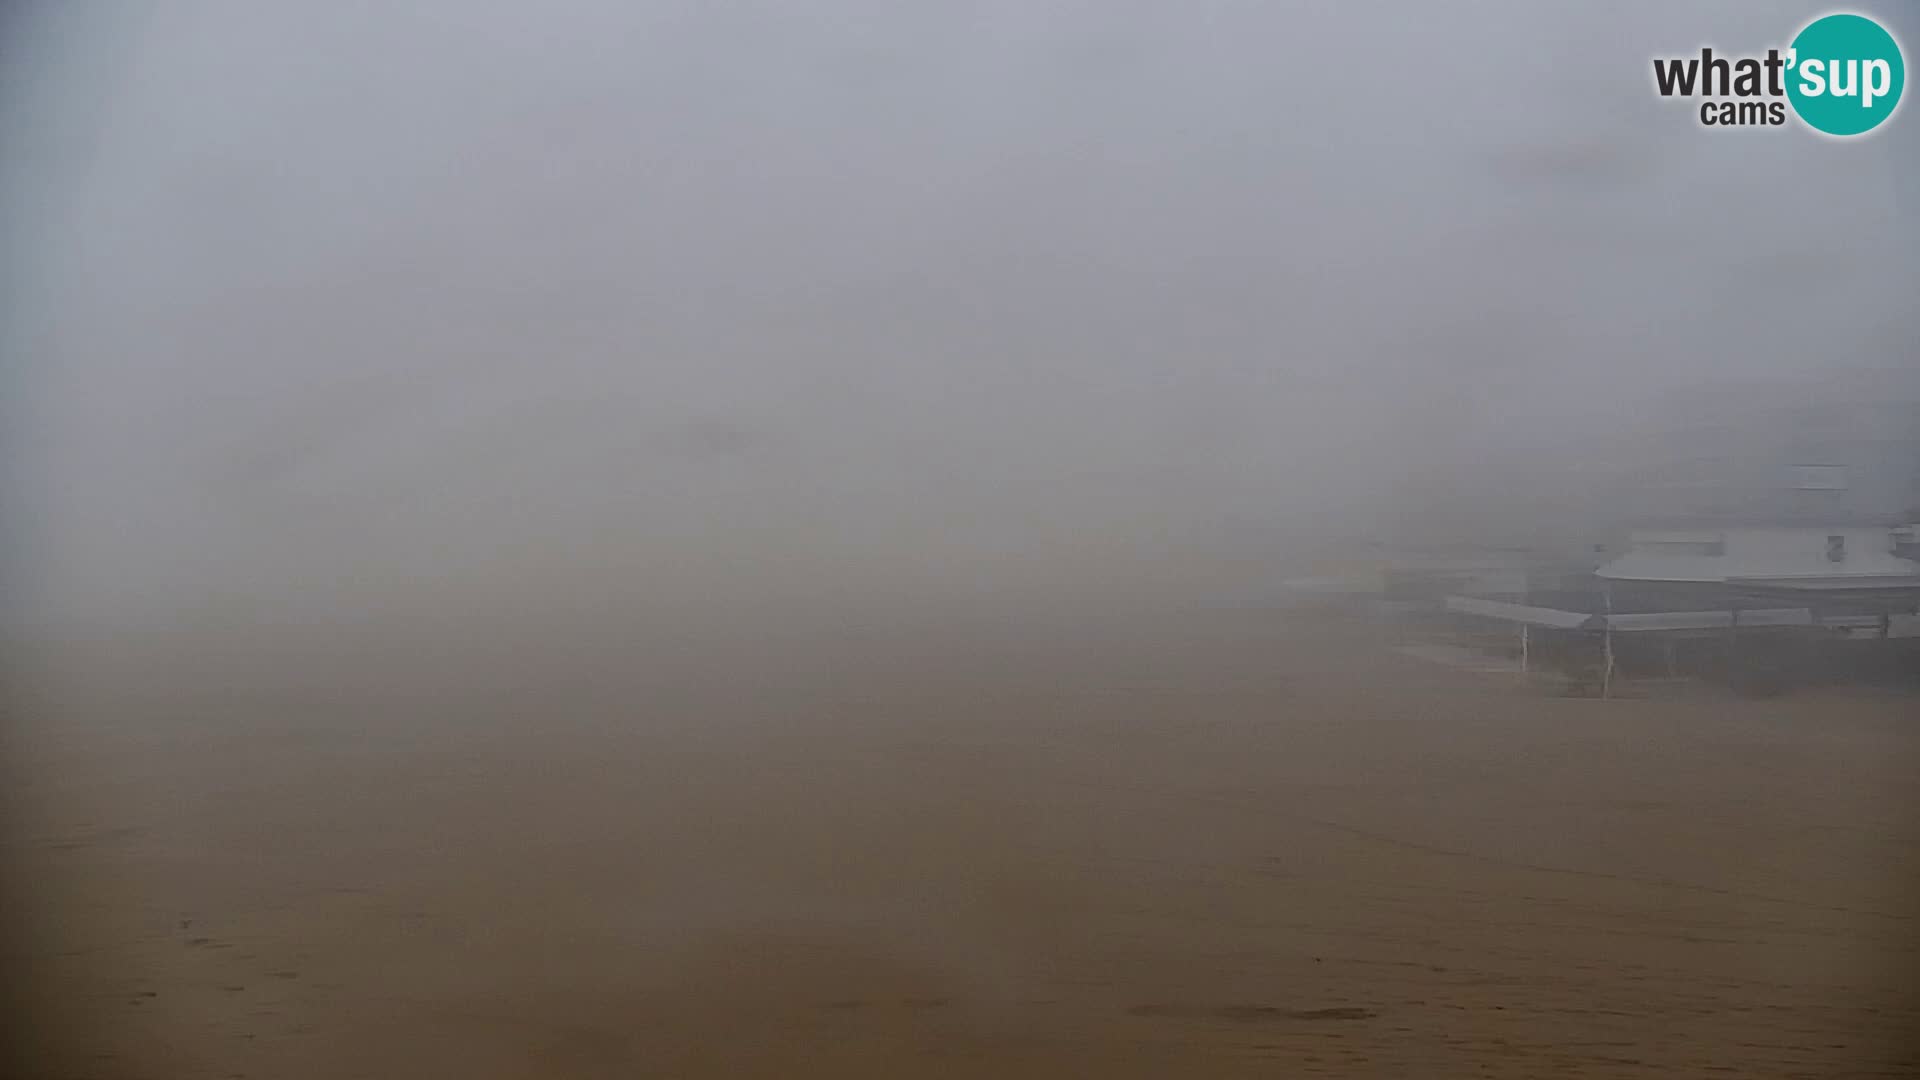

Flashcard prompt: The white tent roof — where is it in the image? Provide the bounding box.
[1597,548,1920,584]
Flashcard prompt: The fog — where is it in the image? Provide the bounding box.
[4,1,1916,668]
[10,8,1920,1077]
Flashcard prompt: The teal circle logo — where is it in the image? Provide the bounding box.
[1786,13,1904,136]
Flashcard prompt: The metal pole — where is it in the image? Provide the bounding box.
[1520,623,1530,675]
[1727,595,1741,689]
[1601,585,1614,699]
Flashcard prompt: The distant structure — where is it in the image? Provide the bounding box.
[1370,365,1920,695]
[1596,366,1920,531]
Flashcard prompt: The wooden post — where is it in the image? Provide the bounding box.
[1600,585,1615,699]
[1601,630,1615,699]
[1810,601,1824,684]
[1727,596,1741,688]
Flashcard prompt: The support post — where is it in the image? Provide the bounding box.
[1600,585,1615,699]
[1520,623,1530,675]
[1727,596,1741,688]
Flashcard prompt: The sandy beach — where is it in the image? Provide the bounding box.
[10,609,1918,1077]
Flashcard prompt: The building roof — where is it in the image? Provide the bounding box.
[1443,596,1884,632]
[1444,595,1595,629]
[1624,512,1918,530]
[1597,545,1920,585]
[1727,574,1920,592]
[1604,608,1813,631]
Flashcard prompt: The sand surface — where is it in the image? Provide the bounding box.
[10,611,1919,1077]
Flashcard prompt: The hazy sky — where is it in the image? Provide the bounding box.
[4,2,1916,638]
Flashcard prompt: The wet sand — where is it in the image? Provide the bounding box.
[11,610,1919,1077]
